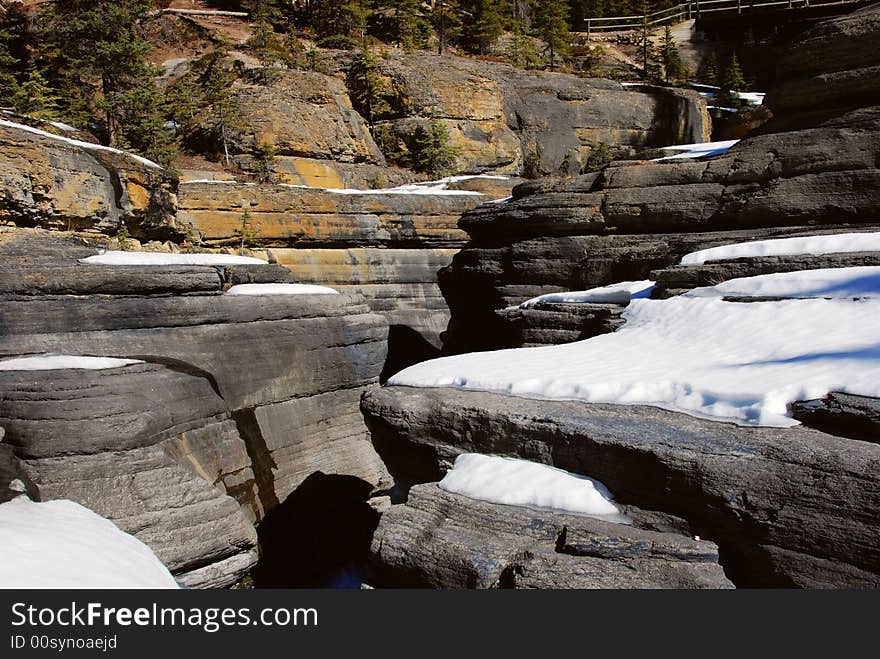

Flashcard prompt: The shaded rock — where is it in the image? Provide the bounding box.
[494,301,627,347]
[0,121,179,240]
[369,483,733,589]
[766,4,880,114]
[791,393,880,444]
[362,386,880,588]
[0,428,38,504]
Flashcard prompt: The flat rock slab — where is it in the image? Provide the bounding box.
[362,386,880,588]
[370,483,733,589]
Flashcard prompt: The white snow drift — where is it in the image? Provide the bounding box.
[680,232,880,265]
[653,139,739,161]
[685,267,880,300]
[439,453,626,521]
[81,251,268,266]
[0,354,143,371]
[520,280,655,308]
[225,283,339,296]
[389,267,880,427]
[0,497,178,589]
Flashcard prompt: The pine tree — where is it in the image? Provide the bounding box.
[721,52,745,107]
[245,0,283,64]
[433,0,463,56]
[311,0,369,49]
[235,204,260,252]
[457,0,505,55]
[411,117,458,175]
[534,0,571,72]
[41,1,171,162]
[505,19,542,70]
[636,7,661,82]
[347,44,390,126]
[0,2,29,103]
[703,51,720,87]
[660,24,685,84]
[14,68,60,121]
[386,0,431,50]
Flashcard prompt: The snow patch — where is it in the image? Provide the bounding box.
[389,268,880,427]
[81,251,268,266]
[681,232,880,265]
[0,497,179,589]
[225,283,339,296]
[685,267,880,300]
[0,354,143,371]
[439,453,627,522]
[520,280,655,307]
[653,140,739,161]
[0,119,162,170]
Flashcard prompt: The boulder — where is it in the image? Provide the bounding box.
[361,386,880,588]
[370,483,733,589]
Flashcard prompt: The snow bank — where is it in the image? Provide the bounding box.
[0,354,143,371]
[0,119,162,170]
[0,497,178,589]
[225,283,339,296]
[439,453,627,522]
[389,268,880,427]
[681,232,880,265]
[685,267,880,300]
[520,280,655,308]
[653,140,739,161]
[81,251,268,266]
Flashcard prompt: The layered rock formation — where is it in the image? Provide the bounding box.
[362,387,880,588]
[0,120,180,240]
[350,51,710,176]
[0,231,391,586]
[360,6,880,590]
[370,483,733,589]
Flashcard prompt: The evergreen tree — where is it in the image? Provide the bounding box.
[505,19,542,70]
[235,204,260,252]
[347,43,390,126]
[723,52,745,96]
[534,0,571,72]
[311,0,369,49]
[660,24,685,84]
[433,0,463,56]
[0,2,31,103]
[457,0,505,55]
[636,6,661,82]
[410,117,458,175]
[386,0,431,50]
[245,0,283,64]
[14,68,60,120]
[41,1,172,162]
[703,51,720,87]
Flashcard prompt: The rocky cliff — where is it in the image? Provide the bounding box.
[331,51,710,176]
[0,120,180,240]
[0,231,391,587]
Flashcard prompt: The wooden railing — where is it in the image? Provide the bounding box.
[582,0,870,34]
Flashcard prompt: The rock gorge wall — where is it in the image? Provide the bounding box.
[0,232,391,587]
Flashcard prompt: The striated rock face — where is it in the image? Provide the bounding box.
[0,231,392,586]
[370,483,733,589]
[0,121,179,240]
[766,4,880,114]
[441,108,880,350]
[177,181,488,248]
[358,52,710,176]
[267,247,456,377]
[361,387,880,588]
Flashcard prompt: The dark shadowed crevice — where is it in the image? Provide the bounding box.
[251,472,379,588]
[231,409,279,513]
[380,324,442,383]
